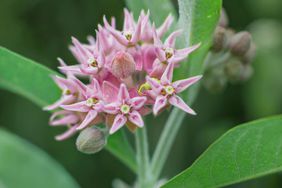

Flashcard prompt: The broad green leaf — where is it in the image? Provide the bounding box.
[0,128,79,188]
[125,0,176,26]
[176,0,222,102]
[163,115,282,188]
[0,47,136,172]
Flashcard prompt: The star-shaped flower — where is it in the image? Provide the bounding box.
[146,62,202,115]
[104,84,147,134]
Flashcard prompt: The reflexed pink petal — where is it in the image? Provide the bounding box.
[44,95,75,111]
[72,37,92,60]
[155,47,166,62]
[153,95,168,115]
[50,112,79,126]
[52,75,68,89]
[123,9,134,31]
[104,104,119,114]
[77,110,98,130]
[128,111,144,127]
[164,30,182,47]
[61,101,89,112]
[175,43,200,56]
[118,84,130,101]
[146,76,162,93]
[169,95,196,115]
[109,114,127,134]
[152,26,163,47]
[160,62,174,84]
[91,78,102,98]
[55,124,78,141]
[107,26,128,46]
[58,65,83,75]
[172,75,202,93]
[130,96,147,110]
[157,14,174,38]
[102,81,118,103]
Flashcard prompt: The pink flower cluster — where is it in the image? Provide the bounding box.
[45,9,202,141]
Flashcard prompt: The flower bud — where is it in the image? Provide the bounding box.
[224,58,244,83]
[211,26,227,52]
[242,42,256,64]
[228,31,252,57]
[76,126,107,154]
[239,65,253,81]
[203,67,227,93]
[219,9,229,27]
[111,51,136,79]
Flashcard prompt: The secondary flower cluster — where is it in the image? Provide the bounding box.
[45,9,202,141]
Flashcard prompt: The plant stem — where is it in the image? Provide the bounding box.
[135,126,151,188]
[150,108,186,183]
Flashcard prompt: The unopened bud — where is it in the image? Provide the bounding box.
[229,32,252,57]
[219,9,229,27]
[224,58,244,83]
[203,67,227,93]
[242,42,256,64]
[211,26,227,52]
[76,126,107,154]
[239,65,253,81]
[111,51,136,79]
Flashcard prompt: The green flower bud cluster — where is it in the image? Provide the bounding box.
[203,9,256,93]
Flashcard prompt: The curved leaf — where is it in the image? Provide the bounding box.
[0,47,136,172]
[163,115,282,188]
[176,0,222,102]
[0,128,79,188]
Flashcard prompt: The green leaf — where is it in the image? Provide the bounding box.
[125,0,176,26]
[175,0,222,102]
[0,128,79,188]
[163,115,282,188]
[0,47,136,172]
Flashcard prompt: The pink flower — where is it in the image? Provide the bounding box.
[150,29,200,77]
[60,37,106,76]
[147,62,202,115]
[104,9,147,47]
[61,78,104,130]
[104,84,147,134]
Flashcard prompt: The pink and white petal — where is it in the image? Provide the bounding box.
[91,78,102,98]
[153,95,168,115]
[164,30,182,47]
[58,65,82,74]
[50,113,79,126]
[72,37,92,60]
[52,75,68,89]
[132,12,147,43]
[123,9,135,31]
[146,76,162,93]
[109,114,127,134]
[107,26,128,46]
[160,61,174,84]
[55,124,78,141]
[76,110,98,130]
[175,43,200,57]
[155,47,166,62]
[172,75,202,93]
[44,95,75,111]
[102,81,119,103]
[169,95,196,115]
[157,14,174,38]
[104,103,119,114]
[118,84,130,102]
[128,111,144,127]
[61,101,89,112]
[130,96,147,110]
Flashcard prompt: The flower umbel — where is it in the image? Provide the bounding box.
[44,9,202,141]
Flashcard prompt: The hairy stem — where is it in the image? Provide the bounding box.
[150,108,186,183]
[135,126,151,187]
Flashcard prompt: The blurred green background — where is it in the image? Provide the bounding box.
[0,0,282,187]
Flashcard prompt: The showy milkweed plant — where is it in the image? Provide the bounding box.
[3,0,282,188]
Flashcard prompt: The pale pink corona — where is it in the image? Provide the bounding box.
[45,9,202,140]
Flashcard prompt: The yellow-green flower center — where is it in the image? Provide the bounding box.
[164,85,175,95]
[120,104,130,114]
[63,89,71,95]
[164,47,174,59]
[87,57,98,67]
[86,98,99,107]
[123,30,133,41]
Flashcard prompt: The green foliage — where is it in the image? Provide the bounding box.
[0,47,136,172]
[125,0,176,25]
[176,0,222,102]
[163,115,282,187]
[0,128,79,188]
